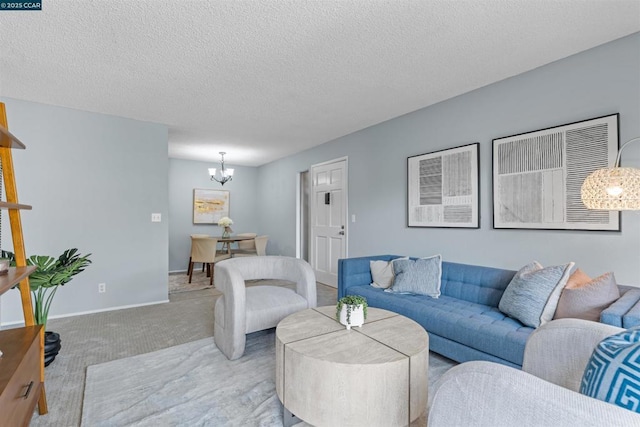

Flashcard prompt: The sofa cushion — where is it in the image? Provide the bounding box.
[554,271,620,322]
[350,284,533,365]
[580,326,640,413]
[439,262,516,307]
[499,261,574,328]
[388,255,442,297]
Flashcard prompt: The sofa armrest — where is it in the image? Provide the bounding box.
[337,255,398,299]
[601,288,640,327]
[522,318,623,392]
[428,361,640,427]
[622,299,640,328]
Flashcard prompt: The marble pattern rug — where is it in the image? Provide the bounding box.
[82,330,456,426]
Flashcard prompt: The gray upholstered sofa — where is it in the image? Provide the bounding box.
[428,318,640,426]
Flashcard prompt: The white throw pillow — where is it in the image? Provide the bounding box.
[370,258,407,289]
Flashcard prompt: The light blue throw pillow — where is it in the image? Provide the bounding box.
[580,327,640,413]
[498,261,574,328]
[387,255,442,298]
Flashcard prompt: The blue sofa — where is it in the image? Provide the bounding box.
[601,287,640,327]
[339,255,640,369]
[338,255,532,368]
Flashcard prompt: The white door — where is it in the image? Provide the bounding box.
[310,158,347,287]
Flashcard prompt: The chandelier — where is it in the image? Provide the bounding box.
[208,152,234,186]
[581,137,640,210]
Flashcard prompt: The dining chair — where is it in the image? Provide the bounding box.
[232,235,268,257]
[236,233,257,250]
[188,236,231,286]
[187,234,210,275]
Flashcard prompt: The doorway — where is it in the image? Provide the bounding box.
[308,157,348,287]
[296,170,310,262]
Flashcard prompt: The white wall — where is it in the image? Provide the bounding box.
[0,98,169,325]
[256,33,640,284]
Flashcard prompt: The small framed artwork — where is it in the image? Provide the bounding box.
[193,188,230,224]
[492,113,619,231]
[407,142,480,228]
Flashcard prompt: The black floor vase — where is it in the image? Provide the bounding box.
[44,331,61,367]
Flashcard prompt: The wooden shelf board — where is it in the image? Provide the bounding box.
[0,125,26,149]
[0,266,37,296]
[0,202,32,210]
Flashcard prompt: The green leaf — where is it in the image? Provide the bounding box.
[23,248,92,325]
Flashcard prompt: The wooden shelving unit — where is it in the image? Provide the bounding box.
[0,102,48,423]
[0,266,37,296]
[0,125,26,149]
[0,202,32,210]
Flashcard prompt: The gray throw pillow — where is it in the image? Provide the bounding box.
[369,257,408,289]
[499,261,574,328]
[554,272,620,322]
[387,255,442,298]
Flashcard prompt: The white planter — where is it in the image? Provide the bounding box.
[339,304,365,330]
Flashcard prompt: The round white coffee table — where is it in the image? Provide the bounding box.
[275,306,429,427]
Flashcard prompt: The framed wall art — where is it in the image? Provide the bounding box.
[407,142,480,228]
[193,188,230,224]
[492,114,619,231]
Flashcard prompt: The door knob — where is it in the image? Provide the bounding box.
[338,231,345,235]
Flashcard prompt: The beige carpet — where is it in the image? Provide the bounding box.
[29,283,338,426]
[169,270,215,293]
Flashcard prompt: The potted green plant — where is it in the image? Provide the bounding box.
[336,295,368,330]
[8,248,92,366]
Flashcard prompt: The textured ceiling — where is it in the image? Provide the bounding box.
[1,1,639,166]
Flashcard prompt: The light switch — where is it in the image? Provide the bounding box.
[352,214,356,223]
[151,213,162,222]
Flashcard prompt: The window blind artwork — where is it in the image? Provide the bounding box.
[492,114,619,231]
[408,143,479,228]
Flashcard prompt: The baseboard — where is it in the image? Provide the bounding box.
[169,269,188,274]
[1,299,170,328]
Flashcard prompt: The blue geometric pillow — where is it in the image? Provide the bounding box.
[580,326,640,412]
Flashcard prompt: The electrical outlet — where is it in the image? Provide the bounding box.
[98,283,106,293]
[151,213,161,222]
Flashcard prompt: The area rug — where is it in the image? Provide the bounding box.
[82,330,456,426]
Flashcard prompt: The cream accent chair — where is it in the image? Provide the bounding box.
[428,318,640,426]
[188,236,231,286]
[214,256,317,360]
[233,235,269,257]
[186,234,210,275]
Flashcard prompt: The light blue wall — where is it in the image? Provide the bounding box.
[168,158,259,271]
[2,33,638,325]
[0,98,169,325]
[257,33,640,284]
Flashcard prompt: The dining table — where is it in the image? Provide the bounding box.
[217,235,255,255]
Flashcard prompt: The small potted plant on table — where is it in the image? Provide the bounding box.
[336,295,368,330]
